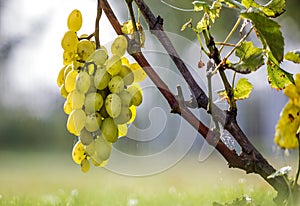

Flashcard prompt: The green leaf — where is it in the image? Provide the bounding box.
[193,1,210,12]
[241,12,284,62]
[231,41,264,73]
[267,59,294,90]
[193,1,222,23]
[196,14,210,32]
[233,78,253,100]
[284,50,300,64]
[241,0,285,17]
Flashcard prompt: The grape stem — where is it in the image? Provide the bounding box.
[95,0,102,49]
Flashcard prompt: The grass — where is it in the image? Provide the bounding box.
[0,151,277,206]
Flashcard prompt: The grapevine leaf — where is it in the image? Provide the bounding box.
[230,41,264,73]
[267,59,294,90]
[267,166,292,179]
[218,78,253,101]
[181,19,193,31]
[241,12,284,62]
[284,50,300,64]
[193,1,222,23]
[274,101,300,149]
[196,14,210,32]
[241,0,285,17]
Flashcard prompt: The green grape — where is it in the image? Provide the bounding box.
[93,49,108,66]
[80,158,90,173]
[119,90,132,107]
[118,124,128,137]
[72,141,86,164]
[105,93,122,118]
[77,40,95,61]
[130,63,147,82]
[80,128,94,145]
[99,104,109,118]
[64,99,72,115]
[57,66,65,87]
[94,67,111,90]
[111,35,128,57]
[65,69,78,93]
[84,92,103,114]
[127,85,143,106]
[101,117,118,143]
[67,90,85,110]
[106,55,122,76]
[119,65,134,85]
[108,75,124,93]
[63,50,75,65]
[67,109,86,136]
[85,139,96,156]
[67,9,82,32]
[85,113,102,132]
[61,30,78,51]
[60,84,68,99]
[76,71,91,94]
[92,136,112,164]
[114,106,132,124]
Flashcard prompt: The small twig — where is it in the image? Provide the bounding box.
[294,135,300,189]
[78,32,95,41]
[215,42,236,47]
[95,0,102,49]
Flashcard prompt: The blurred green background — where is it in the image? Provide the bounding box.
[0,0,300,205]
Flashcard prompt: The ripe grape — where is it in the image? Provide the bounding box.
[65,69,78,93]
[63,50,75,65]
[105,93,122,118]
[67,109,86,136]
[84,92,103,114]
[111,35,128,57]
[80,158,90,173]
[57,66,66,87]
[76,71,91,94]
[67,90,85,109]
[119,90,132,107]
[128,105,137,123]
[108,75,124,93]
[64,64,73,79]
[93,49,108,66]
[94,67,111,90]
[114,106,132,124]
[72,141,86,164]
[60,84,68,99]
[67,9,82,32]
[130,63,147,82]
[85,113,102,132]
[121,57,130,66]
[106,55,122,76]
[118,124,128,137]
[77,40,95,61]
[93,136,112,162]
[80,129,94,145]
[127,85,143,106]
[101,117,118,143]
[119,65,134,85]
[64,99,72,115]
[61,30,78,51]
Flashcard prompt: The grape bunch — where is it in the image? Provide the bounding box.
[56,9,147,173]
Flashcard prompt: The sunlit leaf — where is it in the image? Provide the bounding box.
[196,14,210,32]
[274,101,300,149]
[284,74,300,107]
[193,0,222,23]
[242,0,285,17]
[241,12,284,62]
[267,166,292,179]
[284,50,300,64]
[181,18,193,31]
[267,58,294,90]
[230,41,264,73]
[233,78,253,100]
[193,1,210,12]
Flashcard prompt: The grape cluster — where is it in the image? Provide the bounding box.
[57,9,147,173]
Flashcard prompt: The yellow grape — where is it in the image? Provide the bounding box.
[118,124,128,137]
[80,158,90,173]
[77,40,95,61]
[111,35,128,57]
[57,66,66,87]
[67,90,85,110]
[106,55,122,76]
[76,71,91,94]
[65,69,78,93]
[127,84,143,106]
[60,84,68,99]
[64,99,72,115]
[101,117,118,143]
[85,113,102,132]
[105,93,122,118]
[64,64,73,79]
[128,105,136,123]
[114,106,132,124]
[118,65,134,86]
[67,109,86,136]
[130,63,147,83]
[67,9,82,32]
[94,67,111,90]
[72,141,86,164]
[93,49,108,66]
[121,57,130,66]
[284,84,300,108]
[61,30,78,51]
[108,75,124,93]
[63,50,75,65]
[84,92,103,114]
